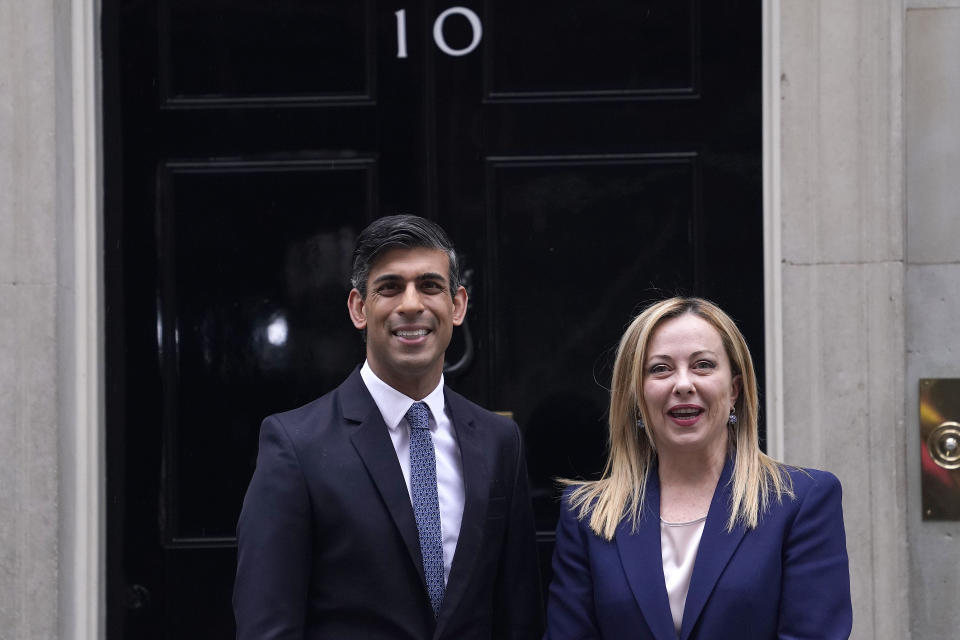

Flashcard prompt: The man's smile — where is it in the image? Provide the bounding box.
[391,324,434,345]
[394,328,430,338]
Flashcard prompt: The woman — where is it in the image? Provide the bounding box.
[545,297,852,639]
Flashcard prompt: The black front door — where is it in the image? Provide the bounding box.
[103,1,763,636]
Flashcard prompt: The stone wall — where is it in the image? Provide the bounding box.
[905,4,960,639]
[0,0,61,638]
[3,0,959,638]
[777,1,909,638]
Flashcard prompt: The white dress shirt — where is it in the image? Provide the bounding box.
[360,361,465,585]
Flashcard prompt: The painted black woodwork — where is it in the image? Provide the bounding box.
[104,1,762,636]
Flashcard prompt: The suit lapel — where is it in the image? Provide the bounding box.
[678,458,747,640]
[616,470,681,640]
[433,388,488,639]
[342,369,428,591]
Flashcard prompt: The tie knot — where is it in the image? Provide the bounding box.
[406,402,431,430]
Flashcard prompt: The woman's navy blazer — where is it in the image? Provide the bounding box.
[545,459,852,640]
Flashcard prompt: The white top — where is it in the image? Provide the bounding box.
[360,361,465,585]
[660,515,706,634]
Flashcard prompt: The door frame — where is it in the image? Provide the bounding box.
[69,1,784,637]
[761,0,784,462]
[62,0,105,639]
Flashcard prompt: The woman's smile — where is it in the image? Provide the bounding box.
[666,404,705,426]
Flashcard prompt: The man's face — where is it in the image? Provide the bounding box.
[347,247,467,398]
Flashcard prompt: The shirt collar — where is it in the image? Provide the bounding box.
[360,360,446,430]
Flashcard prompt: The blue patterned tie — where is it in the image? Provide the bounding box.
[406,401,445,617]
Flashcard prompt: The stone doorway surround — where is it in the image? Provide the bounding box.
[0,0,912,638]
[1,0,103,638]
[766,2,909,639]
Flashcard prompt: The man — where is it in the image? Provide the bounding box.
[234,215,543,639]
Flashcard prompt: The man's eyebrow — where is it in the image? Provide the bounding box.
[370,273,402,285]
[370,272,448,285]
[417,272,447,283]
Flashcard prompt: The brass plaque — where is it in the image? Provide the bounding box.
[919,379,960,520]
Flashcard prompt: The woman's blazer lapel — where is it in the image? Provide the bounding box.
[614,459,750,640]
[614,470,678,640]
[678,458,747,640]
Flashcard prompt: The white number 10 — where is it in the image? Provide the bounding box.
[394,7,483,59]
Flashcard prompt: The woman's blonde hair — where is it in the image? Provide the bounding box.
[566,297,793,540]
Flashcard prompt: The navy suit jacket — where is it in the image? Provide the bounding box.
[545,460,852,640]
[234,367,543,639]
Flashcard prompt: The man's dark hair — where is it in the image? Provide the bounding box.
[350,214,461,298]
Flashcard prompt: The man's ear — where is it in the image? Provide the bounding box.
[347,289,367,329]
[451,286,468,326]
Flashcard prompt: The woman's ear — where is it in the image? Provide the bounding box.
[731,374,742,405]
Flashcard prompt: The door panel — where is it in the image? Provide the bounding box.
[104,1,762,636]
[487,1,696,98]
[160,0,374,103]
[159,160,373,542]
[484,155,698,529]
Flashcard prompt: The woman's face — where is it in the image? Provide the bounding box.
[641,313,741,458]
